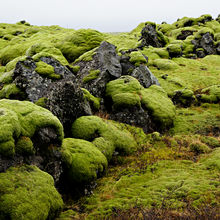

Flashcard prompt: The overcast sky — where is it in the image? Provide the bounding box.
[1,0,219,32]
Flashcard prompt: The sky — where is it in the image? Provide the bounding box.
[1,0,220,32]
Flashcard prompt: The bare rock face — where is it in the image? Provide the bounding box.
[13,57,74,102]
[76,41,122,98]
[45,80,92,136]
[131,65,160,88]
[192,32,216,56]
[139,24,166,48]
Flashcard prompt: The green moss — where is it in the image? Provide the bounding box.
[0,71,14,84]
[153,59,179,70]
[194,27,215,39]
[106,76,142,97]
[81,88,100,110]
[82,159,220,218]
[83,69,100,83]
[172,88,195,106]
[112,93,141,110]
[73,47,97,63]
[56,29,104,63]
[0,66,6,73]
[151,48,169,59]
[166,44,182,57]
[200,136,220,148]
[0,84,21,99]
[5,56,26,71]
[56,210,77,220]
[0,165,63,220]
[0,99,64,157]
[169,104,220,135]
[201,148,220,171]
[27,43,69,66]
[15,136,35,155]
[189,141,211,154]
[214,33,220,41]
[61,138,108,183]
[71,65,80,74]
[35,61,61,79]
[129,51,147,66]
[200,85,220,103]
[0,43,29,65]
[71,116,137,156]
[92,137,115,161]
[34,97,48,108]
[140,85,176,129]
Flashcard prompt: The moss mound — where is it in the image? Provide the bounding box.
[0,99,64,157]
[61,138,108,183]
[140,85,176,129]
[200,85,220,103]
[71,116,137,157]
[56,29,104,63]
[0,165,63,220]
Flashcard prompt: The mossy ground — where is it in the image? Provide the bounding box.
[0,16,220,219]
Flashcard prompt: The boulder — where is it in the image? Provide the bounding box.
[13,57,74,102]
[0,99,64,182]
[139,24,167,48]
[192,32,216,55]
[0,165,63,220]
[131,65,160,88]
[45,80,92,135]
[76,41,122,98]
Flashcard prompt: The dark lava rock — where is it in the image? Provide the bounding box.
[45,80,92,135]
[120,55,135,75]
[131,65,160,88]
[13,57,74,102]
[139,24,166,48]
[177,30,195,40]
[76,41,122,98]
[109,106,152,133]
[192,32,216,55]
[172,89,195,107]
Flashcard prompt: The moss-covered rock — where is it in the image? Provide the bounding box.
[189,141,211,154]
[106,76,142,97]
[140,85,176,129]
[71,116,137,156]
[0,165,63,220]
[153,59,179,70]
[82,69,101,83]
[112,93,141,110]
[106,77,142,111]
[0,84,22,99]
[167,44,182,58]
[129,51,148,66]
[15,136,35,155]
[35,61,61,79]
[81,88,100,110]
[199,85,220,103]
[56,29,104,63]
[61,138,107,183]
[0,99,64,157]
[172,88,195,107]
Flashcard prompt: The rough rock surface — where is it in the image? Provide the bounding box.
[45,80,92,135]
[13,57,74,102]
[192,32,216,55]
[139,24,165,48]
[76,41,122,98]
[131,65,160,88]
[109,107,152,133]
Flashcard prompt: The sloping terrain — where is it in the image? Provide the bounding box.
[0,15,219,219]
